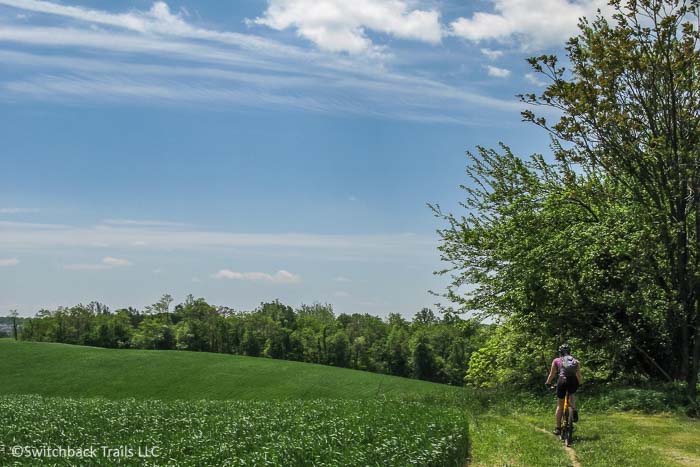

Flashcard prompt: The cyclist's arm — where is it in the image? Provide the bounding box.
[545,361,557,385]
[576,367,583,385]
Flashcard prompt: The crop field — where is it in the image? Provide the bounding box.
[0,395,469,466]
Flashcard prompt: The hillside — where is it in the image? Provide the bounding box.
[3,339,700,465]
[0,339,460,400]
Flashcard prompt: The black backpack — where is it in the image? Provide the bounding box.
[561,355,579,379]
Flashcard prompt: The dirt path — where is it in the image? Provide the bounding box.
[532,426,582,467]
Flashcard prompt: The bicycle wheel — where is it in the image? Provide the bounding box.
[565,413,574,446]
[560,418,567,441]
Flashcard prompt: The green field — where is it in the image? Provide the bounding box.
[0,395,469,466]
[0,339,457,400]
[2,339,700,466]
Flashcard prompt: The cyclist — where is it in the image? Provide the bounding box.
[545,343,582,436]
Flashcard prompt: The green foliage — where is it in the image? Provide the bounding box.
[434,0,700,399]
[521,0,700,397]
[465,322,549,389]
[0,395,469,466]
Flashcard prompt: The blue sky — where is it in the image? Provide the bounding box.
[0,0,607,317]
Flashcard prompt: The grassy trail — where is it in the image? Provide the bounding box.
[469,411,700,466]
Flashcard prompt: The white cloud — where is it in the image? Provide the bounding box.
[525,72,547,87]
[101,256,131,266]
[485,65,510,78]
[0,221,67,229]
[480,48,503,60]
[212,269,301,284]
[450,0,609,50]
[334,276,352,282]
[63,263,111,271]
[191,277,202,283]
[253,0,442,54]
[0,221,437,260]
[0,207,39,214]
[102,219,186,228]
[0,258,20,266]
[64,256,131,270]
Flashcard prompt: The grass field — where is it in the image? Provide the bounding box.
[2,338,700,466]
[0,339,457,400]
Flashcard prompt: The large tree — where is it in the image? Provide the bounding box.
[522,0,700,399]
[436,0,700,401]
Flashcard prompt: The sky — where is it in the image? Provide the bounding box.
[0,0,609,317]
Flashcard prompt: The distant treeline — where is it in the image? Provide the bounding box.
[18,295,491,385]
[0,316,24,338]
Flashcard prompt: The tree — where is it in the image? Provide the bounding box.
[386,326,410,377]
[413,308,438,325]
[411,331,438,381]
[327,330,351,367]
[146,294,173,315]
[520,0,700,401]
[10,309,19,340]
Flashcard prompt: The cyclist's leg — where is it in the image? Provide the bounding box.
[555,397,564,428]
[555,377,567,429]
[567,393,575,423]
[567,379,579,422]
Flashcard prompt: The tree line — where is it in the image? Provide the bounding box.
[17,296,490,386]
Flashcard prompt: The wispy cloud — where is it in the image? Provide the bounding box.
[102,218,187,228]
[525,72,547,87]
[0,220,67,229]
[64,256,131,270]
[0,258,20,266]
[0,207,39,214]
[334,276,352,283]
[0,1,522,124]
[485,65,511,78]
[102,256,131,266]
[480,48,503,60]
[1,220,436,260]
[212,269,301,284]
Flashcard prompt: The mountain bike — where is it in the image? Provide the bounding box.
[560,390,574,447]
[548,384,576,447]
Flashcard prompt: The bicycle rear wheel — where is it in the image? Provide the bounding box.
[564,414,574,446]
[560,418,567,441]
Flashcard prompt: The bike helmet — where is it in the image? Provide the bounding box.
[559,343,571,356]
